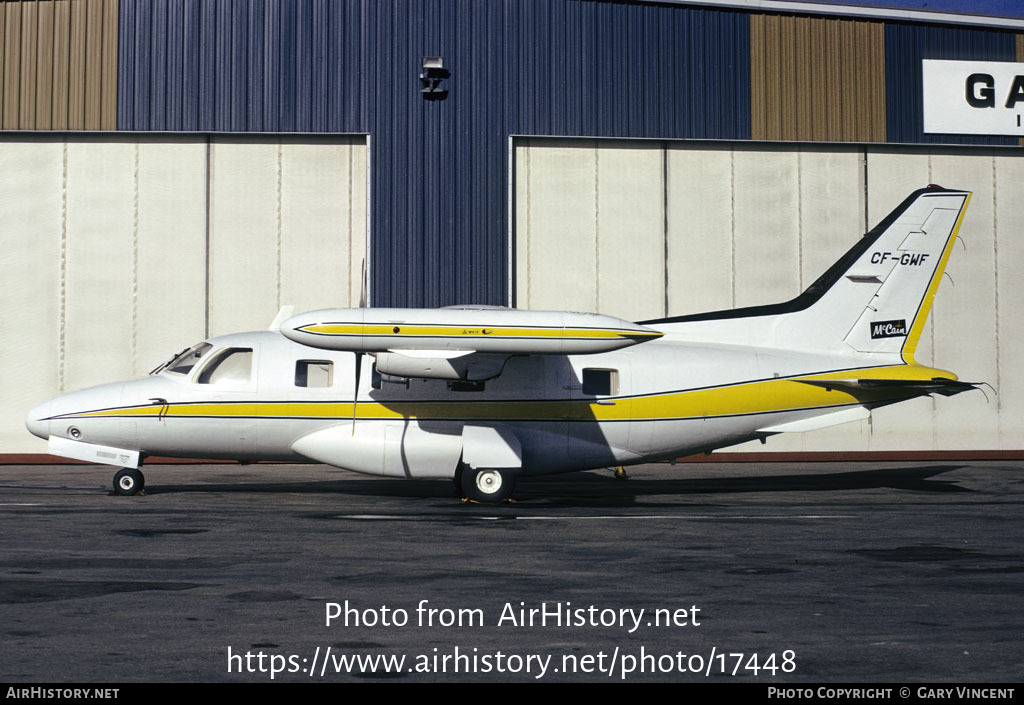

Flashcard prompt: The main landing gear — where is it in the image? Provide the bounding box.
[113,467,145,496]
[458,467,516,504]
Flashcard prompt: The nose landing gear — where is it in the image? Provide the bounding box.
[113,467,145,496]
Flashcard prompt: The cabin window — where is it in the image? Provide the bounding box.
[582,368,618,396]
[295,360,333,388]
[197,348,253,385]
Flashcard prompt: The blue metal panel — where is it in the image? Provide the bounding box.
[116,0,133,130]
[180,0,201,132]
[149,0,167,131]
[230,0,248,132]
[215,0,232,132]
[885,22,1018,145]
[165,0,183,131]
[310,0,328,132]
[118,0,752,306]
[131,0,151,131]
[246,0,264,133]
[197,0,216,130]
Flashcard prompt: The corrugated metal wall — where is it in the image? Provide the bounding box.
[0,0,117,130]
[750,14,885,142]
[116,0,370,133]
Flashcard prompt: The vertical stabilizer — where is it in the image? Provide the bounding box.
[830,189,969,360]
[642,187,971,360]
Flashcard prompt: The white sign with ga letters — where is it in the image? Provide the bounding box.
[922,59,1024,136]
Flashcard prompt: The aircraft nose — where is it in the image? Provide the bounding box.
[25,400,52,440]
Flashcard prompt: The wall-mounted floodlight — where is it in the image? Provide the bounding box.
[420,56,449,100]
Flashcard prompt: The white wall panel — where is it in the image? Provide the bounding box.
[208,139,281,337]
[666,146,734,315]
[135,139,207,375]
[515,139,599,313]
[596,144,664,320]
[732,146,800,309]
[798,149,865,289]
[64,140,135,392]
[280,139,365,313]
[0,139,63,452]
[994,154,1024,450]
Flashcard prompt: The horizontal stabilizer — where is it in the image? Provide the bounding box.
[796,377,982,398]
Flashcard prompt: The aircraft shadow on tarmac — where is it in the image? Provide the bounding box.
[140,464,972,508]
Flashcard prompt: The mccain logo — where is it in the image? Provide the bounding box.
[871,319,907,339]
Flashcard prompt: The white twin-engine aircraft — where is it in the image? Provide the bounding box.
[27,186,981,503]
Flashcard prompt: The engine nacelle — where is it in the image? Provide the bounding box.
[373,351,510,381]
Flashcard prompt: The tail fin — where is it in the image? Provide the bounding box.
[644,186,970,360]
[811,186,969,360]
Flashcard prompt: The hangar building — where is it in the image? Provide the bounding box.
[2,0,1022,456]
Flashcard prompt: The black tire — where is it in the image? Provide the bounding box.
[113,468,145,496]
[461,468,515,504]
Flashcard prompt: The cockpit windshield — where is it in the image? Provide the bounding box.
[152,342,213,376]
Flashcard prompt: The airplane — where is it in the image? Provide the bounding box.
[25,186,983,504]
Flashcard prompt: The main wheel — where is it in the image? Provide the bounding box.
[461,468,515,504]
[113,468,145,496]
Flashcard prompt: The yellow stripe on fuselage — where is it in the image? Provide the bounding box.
[57,364,947,424]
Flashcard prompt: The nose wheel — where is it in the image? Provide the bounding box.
[113,467,145,496]
[461,468,515,504]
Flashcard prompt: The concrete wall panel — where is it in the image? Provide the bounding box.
[596,144,665,321]
[797,149,865,288]
[207,139,280,337]
[0,138,63,452]
[280,139,365,314]
[515,140,599,313]
[994,154,1024,449]
[666,146,734,316]
[135,139,208,375]
[63,140,135,392]
[732,146,800,309]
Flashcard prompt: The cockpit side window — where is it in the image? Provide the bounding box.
[161,342,213,376]
[197,348,253,385]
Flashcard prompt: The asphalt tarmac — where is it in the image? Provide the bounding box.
[1,460,1021,683]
